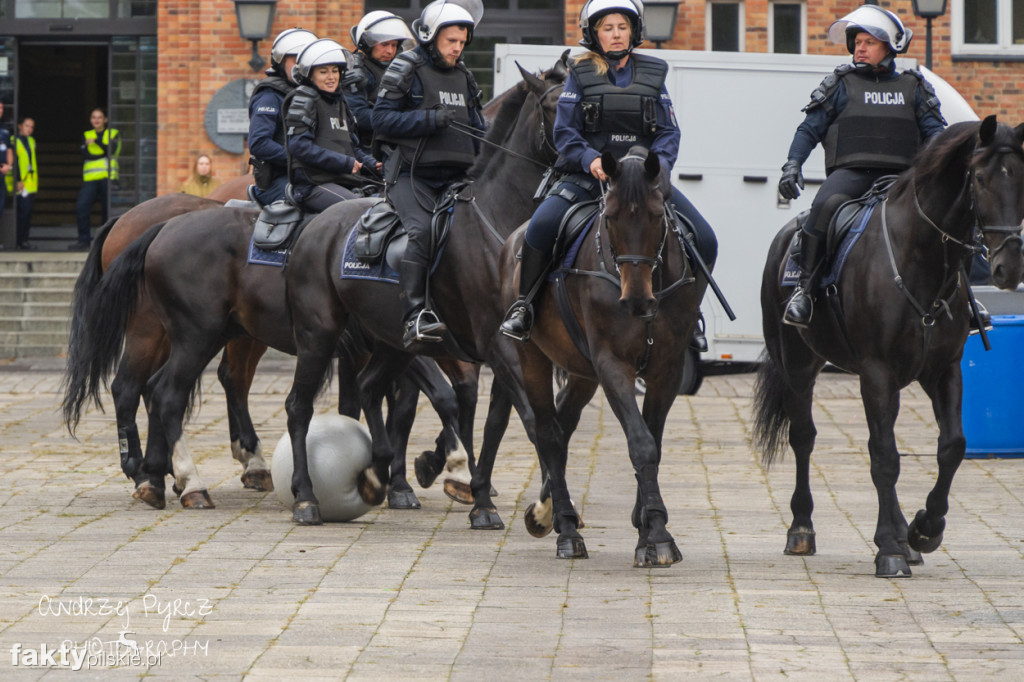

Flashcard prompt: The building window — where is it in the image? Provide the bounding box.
[954,0,1024,54]
[770,2,804,54]
[707,1,744,52]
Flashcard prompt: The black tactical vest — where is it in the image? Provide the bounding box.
[379,54,476,169]
[824,72,920,174]
[289,93,358,186]
[571,53,668,160]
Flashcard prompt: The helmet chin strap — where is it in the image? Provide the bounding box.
[852,51,895,74]
[601,47,631,61]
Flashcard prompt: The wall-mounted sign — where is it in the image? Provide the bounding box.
[204,78,259,154]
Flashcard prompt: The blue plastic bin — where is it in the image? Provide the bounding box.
[961,314,1024,458]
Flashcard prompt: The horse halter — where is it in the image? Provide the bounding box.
[598,154,669,273]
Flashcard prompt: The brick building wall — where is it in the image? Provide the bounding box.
[156,1,1021,195]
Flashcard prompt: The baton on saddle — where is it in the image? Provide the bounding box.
[673,210,736,322]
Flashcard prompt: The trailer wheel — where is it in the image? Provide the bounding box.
[678,349,703,395]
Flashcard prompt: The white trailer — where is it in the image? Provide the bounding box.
[493,45,979,390]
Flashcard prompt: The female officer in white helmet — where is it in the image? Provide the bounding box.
[500,0,718,346]
[372,0,486,348]
[344,11,416,147]
[248,27,318,206]
[284,39,378,212]
[777,5,946,328]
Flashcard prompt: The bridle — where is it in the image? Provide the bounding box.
[598,155,669,274]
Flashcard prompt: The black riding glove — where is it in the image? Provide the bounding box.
[433,108,456,129]
[778,160,804,201]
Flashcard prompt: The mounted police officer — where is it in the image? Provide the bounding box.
[248,27,317,207]
[500,0,718,345]
[284,39,378,212]
[777,5,946,328]
[372,0,486,348]
[344,11,416,148]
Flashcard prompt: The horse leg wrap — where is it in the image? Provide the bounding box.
[551,487,578,533]
[636,465,667,527]
[118,424,143,479]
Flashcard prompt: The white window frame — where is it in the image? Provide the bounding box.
[952,0,1024,56]
[706,0,746,52]
[768,1,806,54]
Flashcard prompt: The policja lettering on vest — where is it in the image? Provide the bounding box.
[864,91,906,105]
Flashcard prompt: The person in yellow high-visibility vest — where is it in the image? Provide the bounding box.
[7,117,38,250]
[71,108,120,250]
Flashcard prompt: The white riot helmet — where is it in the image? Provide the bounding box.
[291,39,348,85]
[270,28,318,74]
[827,5,912,55]
[412,0,483,45]
[351,11,415,54]
[579,0,645,57]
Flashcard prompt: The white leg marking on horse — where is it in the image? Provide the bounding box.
[364,467,382,491]
[534,497,552,528]
[444,441,471,484]
[173,435,207,497]
[241,441,269,474]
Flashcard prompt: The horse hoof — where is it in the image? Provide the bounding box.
[180,490,215,509]
[555,534,588,560]
[900,542,924,566]
[443,478,474,505]
[908,510,944,554]
[784,527,816,555]
[524,502,553,538]
[875,553,912,578]
[292,501,323,525]
[357,469,386,506]
[414,451,441,489]
[387,487,421,510]
[241,470,274,492]
[469,507,504,530]
[132,484,165,510]
[635,541,682,568]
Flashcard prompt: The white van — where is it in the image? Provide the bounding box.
[493,45,982,392]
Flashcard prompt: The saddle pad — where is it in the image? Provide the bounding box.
[549,214,598,280]
[820,201,878,289]
[247,235,290,267]
[341,225,399,283]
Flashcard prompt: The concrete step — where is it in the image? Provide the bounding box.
[0,273,81,289]
[0,289,74,305]
[0,317,71,333]
[0,302,72,318]
[0,331,69,359]
[0,259,87,274]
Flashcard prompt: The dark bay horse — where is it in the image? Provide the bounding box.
[280,63,566,527]
[753,117,1024,578]
[496,148,706,566]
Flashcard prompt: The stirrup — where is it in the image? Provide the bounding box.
[405,309,445,343]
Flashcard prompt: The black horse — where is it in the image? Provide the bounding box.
[753,116,1024,578]
[495,148,706,565]
[282,62,566,527]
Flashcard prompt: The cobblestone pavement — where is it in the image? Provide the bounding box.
[0,357,1022,680]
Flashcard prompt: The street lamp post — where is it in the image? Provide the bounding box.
[911,0,948,71]
[233,0,278,72]
[642,0,679,49]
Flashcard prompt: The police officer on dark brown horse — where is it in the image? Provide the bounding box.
[777,5,946,327]
[498,0,717,348]
[373,0,485,348]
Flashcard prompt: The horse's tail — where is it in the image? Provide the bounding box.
[751,349,790,469]
[61,221,166,434]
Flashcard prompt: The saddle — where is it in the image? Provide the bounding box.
[253,200,304,250]
[352,181,469,271]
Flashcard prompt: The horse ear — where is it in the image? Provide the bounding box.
[980,115,998,147]
[516,61,547,96]
[601,151,619,180]
[1014,122,1024,148]
[551,50,570,82]
[644,151,661,181]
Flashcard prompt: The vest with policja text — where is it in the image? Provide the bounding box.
[380,54,476,169]
[288,92,359,186]
[824,71,920,174]
[568,53,668,164]
[251,75,293,150]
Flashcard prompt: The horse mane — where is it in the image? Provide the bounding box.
[612,145,655,211]
[889,121,980,197]
[466,79,532,179]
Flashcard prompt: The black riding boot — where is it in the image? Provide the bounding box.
[783,231,826,328]
[500,242,550,341]
[969,299,993,335]
[690,310,708,353]
[400,259,446,347]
